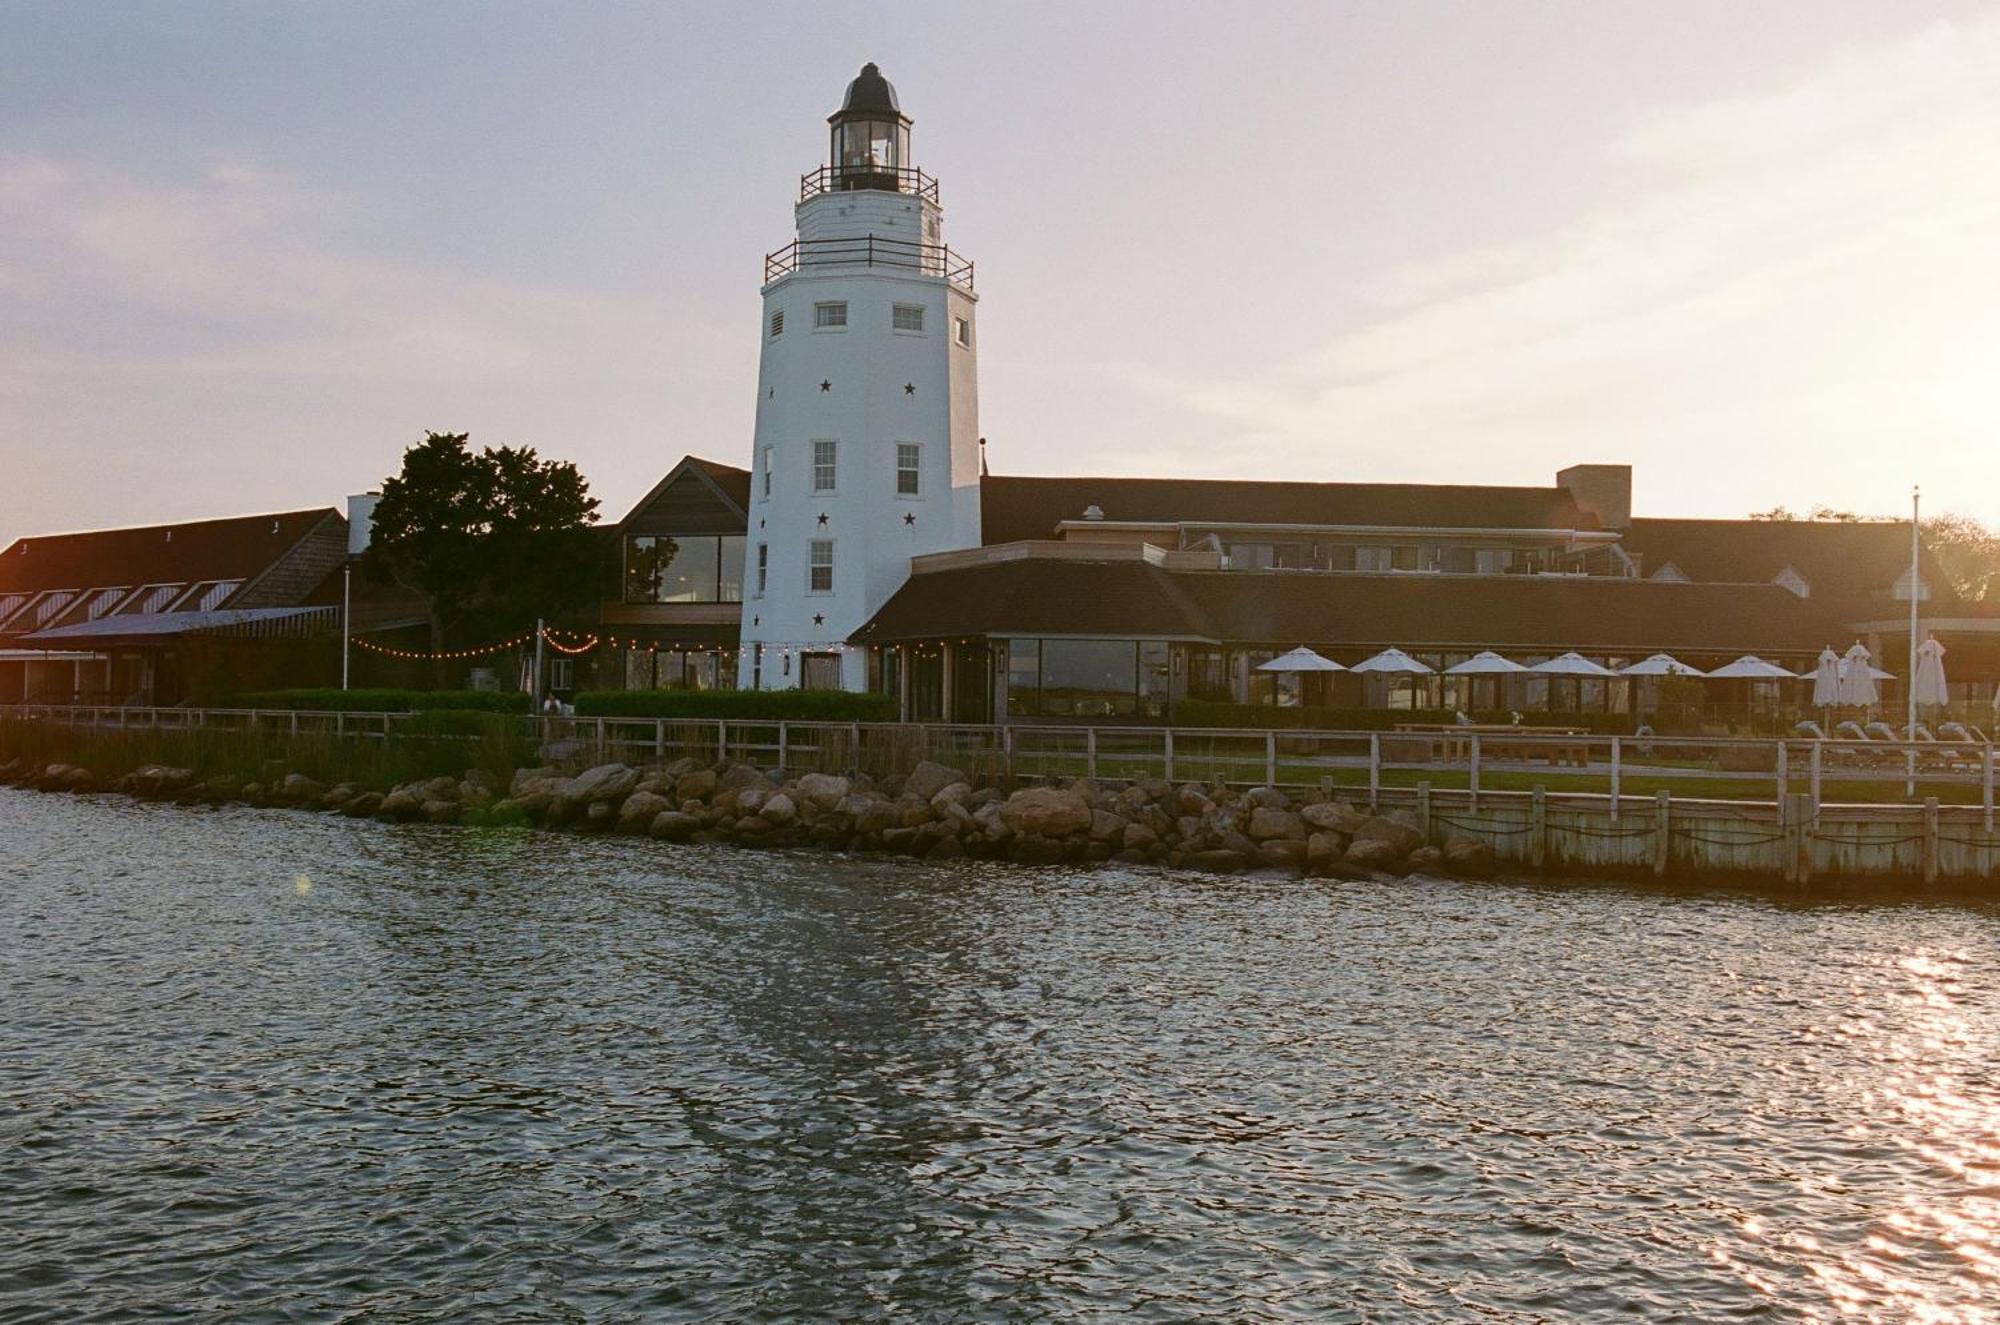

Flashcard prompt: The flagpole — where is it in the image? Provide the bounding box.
[1907,486,1920,795]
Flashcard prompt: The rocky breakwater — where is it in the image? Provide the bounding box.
[0,753,1497,881]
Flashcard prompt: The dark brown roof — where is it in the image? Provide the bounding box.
[1620,518,1957,619]
[855,559,1842,658]
[980,474,1592,545]
[686,457,752,511]
[0,509,341,596]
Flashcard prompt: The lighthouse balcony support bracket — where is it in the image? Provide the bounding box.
[764,234,975,292]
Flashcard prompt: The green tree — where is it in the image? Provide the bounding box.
[364,432,604,663]
[1922,512,2000,603]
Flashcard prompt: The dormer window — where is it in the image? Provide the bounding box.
[1773,565,1810,598]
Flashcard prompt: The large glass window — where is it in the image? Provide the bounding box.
[623,535,744,603]
[1039,640,1139,718]
[1006,639,1040,716]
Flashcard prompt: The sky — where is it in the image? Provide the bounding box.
[1,1,1997,537]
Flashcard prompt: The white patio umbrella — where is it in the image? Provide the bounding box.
[1913,636,1949,708]
[1349,647,1435,675]
[1619,653,1703,677]
[1810,646,1843,708]
[1443,651,1527,675]
[1706,655,1800,680]
[1838,641,1879,706]
[1255,646,1345,673]
[1530,652,1617,677]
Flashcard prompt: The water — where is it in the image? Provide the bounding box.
[2,788,1997,1322]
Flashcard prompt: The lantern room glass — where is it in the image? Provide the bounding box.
[832,118,908,189]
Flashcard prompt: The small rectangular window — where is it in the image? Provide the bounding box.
[809,539,834,593]
[760,446,772,498]
[892,304,925,332]
[755,542,768,595]
[769,309,784,337]
[814,301,848,329]
[896,442,920,496]
[812,439,837,492]
[953,316,971,347]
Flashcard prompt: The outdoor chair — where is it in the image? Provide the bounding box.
[1793,719,1827,740]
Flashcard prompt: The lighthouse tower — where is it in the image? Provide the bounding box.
[737,63,981,692]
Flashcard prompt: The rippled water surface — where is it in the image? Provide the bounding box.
[4,788,1999,1322]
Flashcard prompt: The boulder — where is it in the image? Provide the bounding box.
[1089,809,1127,843]
[422,799,460,824]
[1174,786,1215,817]
[999,787,1093,838]
[584,800,618,828]
[734,786,769,816]
[616,791,674,833]
[1300,800,1369,834]
[1185,848,1249,874]
[511,766,560,796]
[926,835,965,861]
[278,772,326,802]
[1344,838,1406,871]
[1245,787,1292,810]
[1351,814,1424,859]
[718,762,769,791]
[1305,831,1349,872]
[1406,845,1447,876]
[1442,836,1497,878]
[340,791,383,818]
[562,763,640,808]
[796,772,851,809]
[648,810,701,841]
[1255,839,1307,872]
[378,786,427,820]
[674,768,719,803]
[853,799,902,837]
[1008,835,1066,866]
[929,781,973,810]
[1121,822,1159,852]
[904,760,967,802]
[1247,807,1307,842]
[761,792,798,825]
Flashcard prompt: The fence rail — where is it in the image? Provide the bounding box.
[4,704,1995,821]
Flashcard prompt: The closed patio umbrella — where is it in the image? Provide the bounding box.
[1838,641,1879,706]
[1913,636,1949,708]
[1618,653,1703,677]
[1255,646,1345,673]
[1706,655,1799,680]
[1810,646,1843,708]
[1530,652,1616,677]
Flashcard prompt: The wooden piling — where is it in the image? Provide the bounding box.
[1653,790,1671,877]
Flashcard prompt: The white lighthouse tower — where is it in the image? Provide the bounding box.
[737,63,982,692]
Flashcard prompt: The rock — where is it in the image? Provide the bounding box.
[277,772,326,801]
[616,791,674,833]
[379,786,426,820]
[1186,848,1249,874]
[1255,839,1307,871]
[1245,787,1292,810]
[511,766,560,796]
[761,792,797,825]
[718,762,769,792]
[649,810,701,841]
[1247,807,1307,842]
[926,835,965,861]
[1406,845,1447,876]
[1344,838,1406,870]
[735,786,769,816]
[584,800,618,828]
[674,768,719,803]
[1442,836,1497,878]
[340,791,383,818]
[495,791,552,819]
[422,799,460,824]
[1089,809,1127,842]
[904,760,967,802]
[853,798,902,837]
[562,763,640,808]
[1175,786,1215,817]
[1305,831,1349,872]
[1121,822,1159,852]
[1352,814,1424,859]
[796,772,851,809]
[929,781,973,810]
[1300,800,1369,834]
[1008,835,1065,866]
[661,756,700,779]
[999,787,1093,838]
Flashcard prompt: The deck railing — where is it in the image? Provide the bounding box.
[763,235,973,291]
[798,164,940,202]
[4,704,1996,821]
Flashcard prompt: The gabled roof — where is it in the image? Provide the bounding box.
[979,474,1592,545]
[1619,518,1957,617]
[0,509,341,598]
[854,559,1840,657]
[614,455,751,533]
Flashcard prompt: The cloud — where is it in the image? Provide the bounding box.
[1116,15,2000,519]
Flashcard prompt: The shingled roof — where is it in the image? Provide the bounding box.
[854,559,1840,658]
[1619,518,1957,619]
[980,474,1592,545]
[0,509,341,596]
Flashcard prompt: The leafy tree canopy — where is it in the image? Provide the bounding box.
[1747,500,1999,602]
[364,432,604,646]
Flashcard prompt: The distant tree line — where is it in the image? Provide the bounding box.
[1748,503,1998,603]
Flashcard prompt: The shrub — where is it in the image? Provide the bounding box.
[228,688,531,714]
[571,688,898,722]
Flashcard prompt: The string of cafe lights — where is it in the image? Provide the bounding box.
[350,626,988,663]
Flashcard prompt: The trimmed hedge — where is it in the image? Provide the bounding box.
[1170,700,1643,734]
[571,688,898,722]
[229,688,532,714]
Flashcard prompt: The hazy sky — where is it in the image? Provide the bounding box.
[2,2,1997,537]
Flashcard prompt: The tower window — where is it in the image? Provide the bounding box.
[896,443,921,496]
[953,316,971,347]
[812,439,838,492]
[892,304,925,333]
[814,301,848,330]
[760,446,772,499]
[755,543,768,595]
[808,540,834,593]
[769,309,784,337]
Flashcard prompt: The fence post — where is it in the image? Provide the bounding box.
[1793,792,1815,884]
[1163,727,1174,783]
[655,718,665,758]
[718,718,727,764]
[1004,724,1016,784]
[1417,780,1432,841]
[1086,726,1098,781]
[1469,734,1481,812]
[1780,792,1798,884]
[1923,796,1940,885]
[1265,731,1277,787]
[1775,739,1788,806]
[1985,744,1994,834]
[1530,784,1547,870]
[778,721,789,771]
[1609,736,1621,823]
[290,711,299,736]
[1653,790,1671,877]
[335,711,344,740]
[1369,733,1381,812]
[1811,741,1824,830]
[596,716,607,760]
[851,722,862,773]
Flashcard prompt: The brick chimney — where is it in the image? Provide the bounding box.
[1557,464,1631,530]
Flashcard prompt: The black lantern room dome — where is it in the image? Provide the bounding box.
[835,62,904,121]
